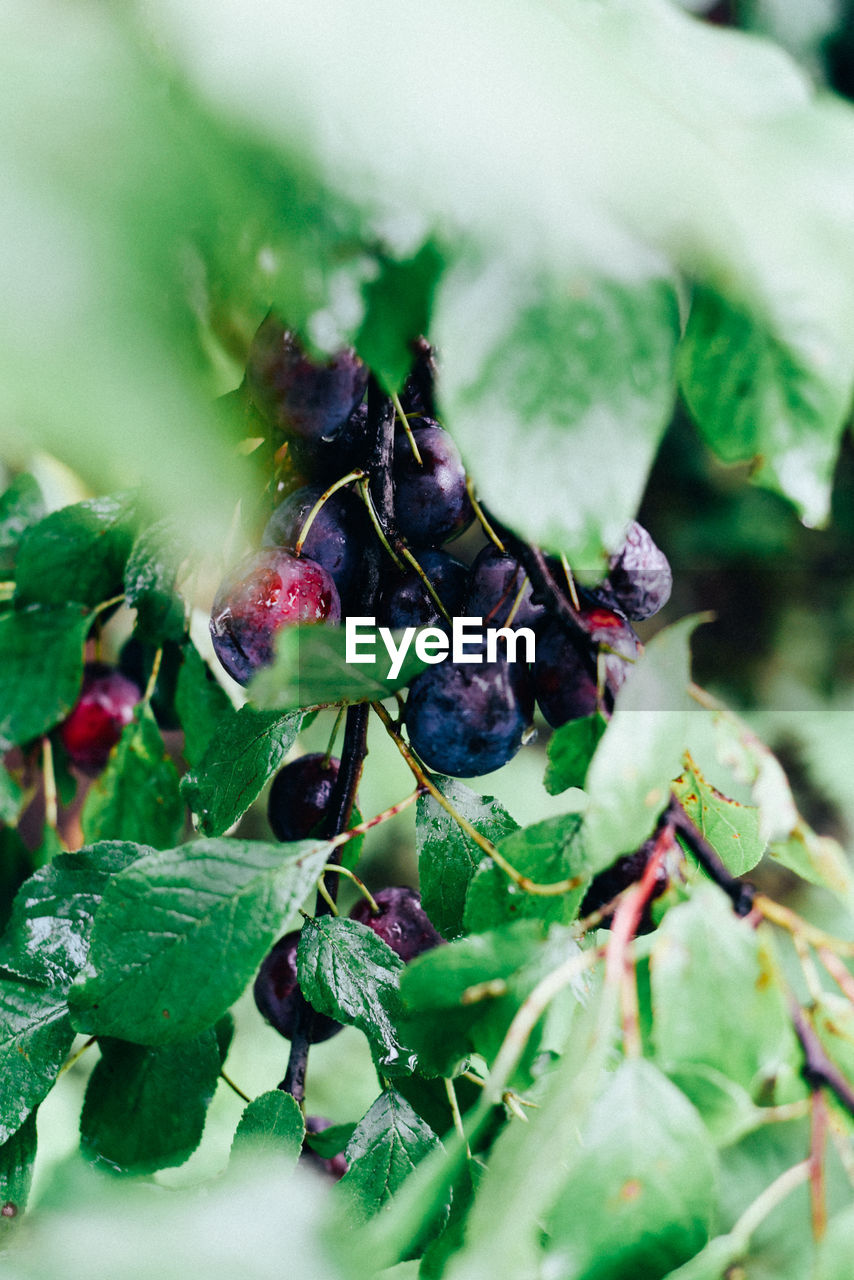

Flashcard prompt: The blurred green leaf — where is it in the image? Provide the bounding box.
[356,243,445,394]
[815,1204,854,1280]
[305,1121,356,1158]
[180,705,302,836]
[583,616,700,873]
[174,642,231,768]
[123,520,185,644]
[80,1031,220,1175]
[81,711,184,849]
[15,495,136,609]
[666,1065,773,1148]
[544,712,607,796]
[69,838,331,1045]
[0,474,44,577]
[249,625,427,713]
[0,604,91,749]
[650,888,795,1095]
[297,917,415,1074]
[0,768,23,827]
[416,777,519,940]
[232,1090,304,1164]
[544,1059,718,1279]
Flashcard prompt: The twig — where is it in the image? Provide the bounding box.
[809,1088,829,1241]
[668,794,756,917]
[790,1002,854,1122]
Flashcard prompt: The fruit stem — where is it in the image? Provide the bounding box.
[315,877,340,916]
[327,789,421,857]
[809,1088,829,1241]
[142,646,163,706]
[321,863,382,915]
[358,479,405,570]
[57,1035,96,1076]
[502,576,529,629]
[790,999,854,1122]
[465,478,505,552]
[754,895,854,958]
[444,1077,471,1156]
[397,545,453,626]
[730,1160,811,1247]
[220,1070,251,1103]
[323,707,346,764]
[391,391,423,466]
[559,553,581,612]
[294,468,367,556]
[41,736,58,835]
[370,700,584,897]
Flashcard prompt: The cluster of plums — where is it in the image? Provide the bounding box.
[209,316,673,780]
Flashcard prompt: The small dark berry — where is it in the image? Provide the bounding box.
[59,663,141,773]
[268,753,340,843]
[465,545,547,630]
[393,424,474,547]
[253,932,341,1043]
[262,484,369,612]
[209,548,340,686]
[377,549,470,630]
[350,886,444,962]
[246,316,368,442]
[603,521,672,621]
[406,649,533,777]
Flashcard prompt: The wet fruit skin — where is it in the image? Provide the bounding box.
[253,932,342,1043]
[392,424,474,547]
[350,886,444,962]
[533,603,639,729]
[59,663,141,773]
[377,549,470,630]
[209,548,340,686]
[246,316,368,442]
[465,545,547,629]
[405,650,533,778]
[268,753,340,843]
[604,521,672,621]
[262,484,369,612]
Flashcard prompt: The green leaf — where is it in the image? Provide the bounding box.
[815,1204,854,1280]
[305,1121,356,1158]
[650,887,795,1096]
[672,755,765,877]
[174,641,231,767]
[69,837,332,1045]
[340,1088,445,1223]
[15,495,136,609]
[437,252,680,564]
[356,242,445,394]
[80,711,183,849]
[0,842,147,986]
[416,776,519,939]
[296,916,415,1073]
[0,767,23,826]
[544,1059,718,1279]
[180,705,303,836]
[79,1030,220,1174]
[544,712,607,796]
[583,616,700,875]
[666,1065,770,1149]
[0,474,45,576]
[248,625,427,713]
[0,604,92,749]
[0,975,74,1143]
[463,814,588,933]
[123,519,185,644]
[0,1110,37,1229]
[232,1090,304,1164]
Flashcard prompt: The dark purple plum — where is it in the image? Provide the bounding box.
[287,402,370,485]
[465,545,547,629]
[602,521,672,621]
[246,315,368,442]
[377,549,470,630]
[302,1117,349,1180]
[59,663,141,774]
[268,753,340,843]
[262,484,368,611]
[405,650,533,777]
[580,841,670,934]
[533,605,638,729]
[253,932,342,1043]
[393,424,474,547]
[210,548,340,686]
[350,886,444,962]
